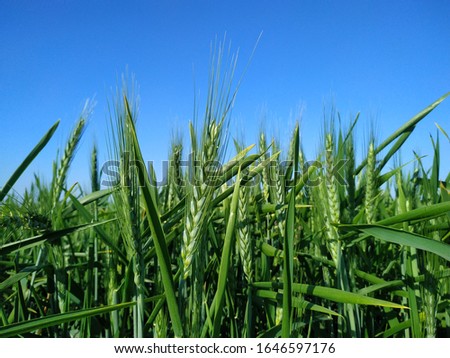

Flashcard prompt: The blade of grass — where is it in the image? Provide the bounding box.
[375,128,413,174]
[62,188,115,217]
[213,168,241,337]
[0,301,135,338]
[211,151,281,208]
[338,224,450,262]
[252,281,408,309]
[355,92,450,175]
[0,266,43,291]
[67,192,127,262]
[0,220,115,255]
[255,290,340,316]
[376,201,450,226]
[0,120,60,201]
[380,319,412,338]
[124,96,183,337]
[435,122,450,142]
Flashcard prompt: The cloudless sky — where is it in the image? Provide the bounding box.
[1,0,450,195]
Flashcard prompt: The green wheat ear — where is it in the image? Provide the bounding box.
[365,140,377,224]
[237,185,253,283]
[52,102,91,209]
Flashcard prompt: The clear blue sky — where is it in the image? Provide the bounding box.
[1,0,450,194]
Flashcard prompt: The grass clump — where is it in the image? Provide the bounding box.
[1,44,450,338]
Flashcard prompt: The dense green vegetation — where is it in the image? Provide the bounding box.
[1,50,450,338]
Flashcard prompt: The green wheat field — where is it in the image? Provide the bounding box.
[1,49,450,338]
